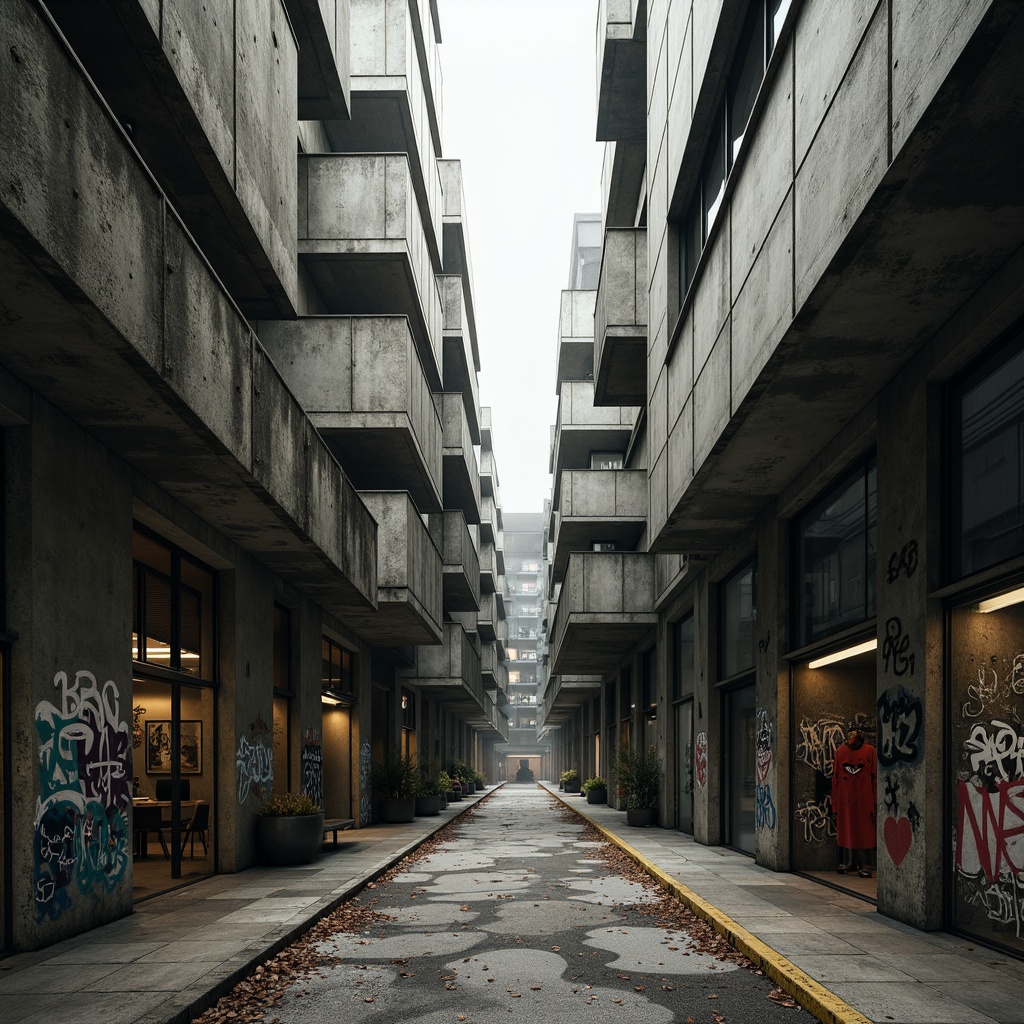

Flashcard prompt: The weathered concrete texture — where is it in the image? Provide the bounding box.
[298,152,443,391]
[45,0,299,318]
[597,0,647,141]
[602,137,647,228]
[286,0,352,120]
[438,391,481,525]
[0,1,377,616]
[258,315,443,514]
[551,552,658,675]
[438,273,481,442]
[595,228,648,407]
[437,160,481,371]
[434,509,480,613]
[401,622,484,718]
[557,291,597,391]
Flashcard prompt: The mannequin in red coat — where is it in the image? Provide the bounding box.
[831,729,877,877]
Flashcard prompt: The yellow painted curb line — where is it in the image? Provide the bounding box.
[552,789,873,1024]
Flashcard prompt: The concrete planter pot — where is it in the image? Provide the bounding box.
[379,797,416,823]
[586,788,607,804]
[626,807,658,828]
[255,812,324,865]
[414,794,442,816]
[564,780,581,794]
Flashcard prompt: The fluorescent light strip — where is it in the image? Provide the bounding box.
[321,694,344,706]
[977,586,1024,614]
[807,638,878,670]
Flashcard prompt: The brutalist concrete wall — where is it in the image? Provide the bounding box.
[691,568,721,845]
[6,398,133,951]
[874,367,944,931]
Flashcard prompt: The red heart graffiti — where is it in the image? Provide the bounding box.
[884,816,912,866]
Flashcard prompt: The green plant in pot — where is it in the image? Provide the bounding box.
[581,775,608,804]
[436,770,452,808]
[561,768,581,793]
[472,769,487,790]
[255,792,324,865]
[413,760,444,817]
[372,754,417,823]
[613,743,662,826]
[449,759,473,795]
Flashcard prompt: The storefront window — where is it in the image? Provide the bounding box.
[952,332,1024,579]
[796,459,877,648]
[721,561,757,678]
[272,604,292,795]
[724,683,756,855]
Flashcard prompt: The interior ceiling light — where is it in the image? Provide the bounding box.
[807,638,877,670]
[977,586,1024,614]
[321,693,343,706]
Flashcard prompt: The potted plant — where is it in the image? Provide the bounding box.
[472,768,487,790]
[613,743,662,826]
[450,759,473,794]
[414,760,444,816]
[372,754,416,823]
[255,792,324,865]
[561,768,581,794]
[581,776,608,804]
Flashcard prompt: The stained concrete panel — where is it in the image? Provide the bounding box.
[693,320,731,472]
[307,155,387,239]
[693,223,730,379]
[794,0,877,168]
[650,449,668,554]
[691,0,725,103]
[667,396,694,509]
[667,309,694,414]
[794,6,888,308]
[650,364,668,460]
[731,192,794,412]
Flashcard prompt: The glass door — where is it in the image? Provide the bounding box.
[676,698,694,833]
[724,683,756,855]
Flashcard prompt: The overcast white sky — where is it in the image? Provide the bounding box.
[439,0,603,515]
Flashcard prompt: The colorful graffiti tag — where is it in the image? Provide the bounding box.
[694,731,708,790]
[34,670,132,921]
[755,708,775,831]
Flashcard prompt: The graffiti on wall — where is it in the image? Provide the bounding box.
[794,796,835,845]
[236,713,273,804]
[881,617,915,677]
[359,741,372,823]
[755,784,777,831]
[694,732,708,790]
[755,708,775,831]
[301,728,323,809]
[33,670,132,921]
[876,686,923,766]
[885,540,918,584]
[795,717,846,777]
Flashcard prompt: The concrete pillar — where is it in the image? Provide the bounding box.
[693,569,721,844]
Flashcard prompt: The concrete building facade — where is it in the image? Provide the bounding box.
[542,0,1024,957]
[0,0,506,955]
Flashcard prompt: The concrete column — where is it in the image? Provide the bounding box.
[693,569,721,844]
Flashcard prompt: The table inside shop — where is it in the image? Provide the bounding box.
[132,798,198,859]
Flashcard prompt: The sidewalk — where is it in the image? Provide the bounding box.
[0,789,493,1024]
[548,784,1024,1024]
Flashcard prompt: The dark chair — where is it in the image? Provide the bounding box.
[133,804,169,859]
[155,778,190,801]
[178,801,210,858]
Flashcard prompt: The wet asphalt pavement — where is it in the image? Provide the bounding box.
[265,786,812,1024]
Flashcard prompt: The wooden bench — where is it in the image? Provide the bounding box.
[322,817,355,846]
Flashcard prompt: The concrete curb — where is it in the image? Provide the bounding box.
[550,789,873,1024]
[164,788,498,1024]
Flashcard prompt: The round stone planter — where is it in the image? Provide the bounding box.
[586,789,608,804]
[414,794,442,817]
[255,812,324,866]
[379,797,416,823]
[626,807,658,828]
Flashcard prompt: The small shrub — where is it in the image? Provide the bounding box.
[257,792,321,817]
[560,769,580,783]
[581,776,607,795]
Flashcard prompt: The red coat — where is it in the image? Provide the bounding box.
[832,741,877,849]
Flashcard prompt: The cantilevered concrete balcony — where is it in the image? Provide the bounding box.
[298,153,443,390]
[439,392,481,523]
[339,492,442,644]
[596,0,646,142]
[402,622,484,713]
[439,274,481,443]
[258,316,442,513]
[435,510,480,613]
[479,540,499,594]
[286,0,352,120]
[555,291,596,391]
[480,494,500,545]
[481,643,508,692]
[480,448,499,499]
[544,674,603,726]
[327,0,443,265]
[601,138,646,228]
[478,590,507,643]
[550,382,638,503]
[438,161,481,372]
[551,470,647,582]
[550,552,657,675]
[594,228,647,407]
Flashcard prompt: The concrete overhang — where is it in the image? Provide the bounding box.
[480,495,499,544]
[298,153,443,392]
[339,492,442,645]
[402,622,485,716]
[258,316,442,514]
[481,643,508,690]
[439,392,481,523]
[480,448,499,499]
[595,0,647,142]
[44,0,299,319]
[434,510,480,613]
[439,274,481,443]
[544,674,603,724]
[0,3,377,616]
[555,291,596,392]
[438,160,481,371]
[479,541,499,595]
[550,552,657,675]
[655,2,1024,555]
[286,0,352,120]
[477,591,501,643]
[552,470,648,582]
[594,228,647,407]
[602,139,646,228]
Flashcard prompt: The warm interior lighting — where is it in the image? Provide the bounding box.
[321,693,343,706]
[132,643,200,661]
[977,586,1024,614]
[807,638,877,670]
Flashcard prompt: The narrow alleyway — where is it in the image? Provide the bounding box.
[196,787,811,1024]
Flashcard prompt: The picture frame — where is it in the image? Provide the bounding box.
[145,720,203,774]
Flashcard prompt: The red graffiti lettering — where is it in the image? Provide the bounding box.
[956,779,1024,883]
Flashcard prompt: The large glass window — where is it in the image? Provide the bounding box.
[721,562,757,679]
[272,605,292,795]
[952,331,1024,578]
[796,459,877,648]
[672,615,695,702]
[730,2,767,160]
[724,683,757,855]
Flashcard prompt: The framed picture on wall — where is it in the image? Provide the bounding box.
[145,720,203,774]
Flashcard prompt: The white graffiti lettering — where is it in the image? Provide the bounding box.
[236,734,273,804]
[795,717,846,778]
[965,721,1024,784]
